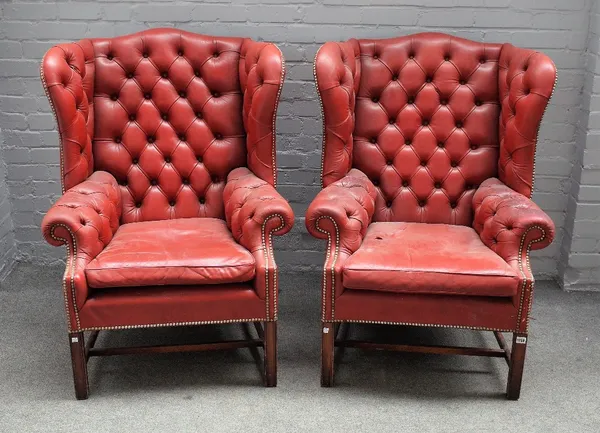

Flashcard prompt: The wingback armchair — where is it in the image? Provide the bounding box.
[307,33,556,399]
[40,29,293,399]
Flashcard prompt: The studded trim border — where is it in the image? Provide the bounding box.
[327,319,514,333]
[51,211,282,332]
[49,223,81,331]
[263,213,285,320]
[272,44,286,187]
[530,69,558,197]
[313,44,344,319]
[40,53,67,194]
[78,318,268,332]
[313,45,327,188]
[515,225,546,332]
[315,215,340,321]
[313,215,542,334]
[312,46,553,335]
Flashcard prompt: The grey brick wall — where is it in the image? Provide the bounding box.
[0,0,594,281]
[0,128,17,282]
[560,1,600,291]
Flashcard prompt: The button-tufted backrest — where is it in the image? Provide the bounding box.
[354,33,501,225]
[316,33,556,227]
[92,29,248,223]
[42,29,284,224]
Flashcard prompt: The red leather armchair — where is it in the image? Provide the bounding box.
[307,33,556,399]
[40,29,293,399]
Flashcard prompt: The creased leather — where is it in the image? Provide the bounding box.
[91,29,248,223]
[41,40,95,192]
[309,33,556,330]
[306,169,377,256]
[498,45,556,197]
[41,171,121,321]
[473,177,555,332]
[343,222,519,297]
[40,29,292,331]
[79,284,265,330]
[240,40,285,186]
[472,177,555,268]
[315,40,361,187]
[305,169,377,317]
[224,167,294,306]
[86,218,255,288]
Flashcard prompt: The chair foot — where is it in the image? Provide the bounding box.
[69,332,89,400]
[506,333,527,400]
[264,321,277,387]
[321,322,335,387]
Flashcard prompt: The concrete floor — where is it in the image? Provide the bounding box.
[0,263,599,432]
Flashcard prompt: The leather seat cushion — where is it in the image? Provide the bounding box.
[343,222,519,297]
[86,218,255,288]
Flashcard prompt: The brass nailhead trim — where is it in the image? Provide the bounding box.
[516,225,546,333]
[78,318,271,332]
[328,319,514,333]
[312,49,554,335]
[44,42,290,333]
[315,215,340,321]
[262,214,285,320]
[272,45,286,187]
[40,54,68,194]
[314,45,327,188]
[53,215,283,332]
[530,73,557,197]
[49,223,81,331]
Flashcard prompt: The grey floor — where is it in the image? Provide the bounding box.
[0,264,599,432]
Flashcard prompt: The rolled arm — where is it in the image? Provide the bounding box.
[224,167,293,313]
[41,171,121,318]
[472,177,555,268]
[42,171,121,252]
[306,169,377,255]
[305,169,377,319]
[224,167,294,250]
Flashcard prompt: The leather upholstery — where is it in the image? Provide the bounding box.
[473,178,555,268]
[86,218,255,288]
[315,40,361,187]
[79,284,265,330]
[305,169,377,313]
[40,29,292,332]
[334,290,517,331]
[498,45,556,197]
[343,222,519,297]
[317,34,504,225]
[472,177,555,332]
[41,40,95,192]
[306,169,377,258]
[240,42,285,185]
[41,171,121,325]
[92,30,247,223]
[224,167,293,317]
[309,33,556,332]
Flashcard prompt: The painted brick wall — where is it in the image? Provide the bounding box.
[0,128,17,282]
[560,1,600,291]
[0,0,593,279]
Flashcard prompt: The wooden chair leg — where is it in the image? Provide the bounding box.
[321,322,335,387]
[506,333,528,400]
[69,332,89,400]
[264,321,277,387]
